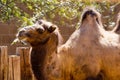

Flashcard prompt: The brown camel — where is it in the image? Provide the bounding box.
[16,8,120,80]
[16,20,63,80]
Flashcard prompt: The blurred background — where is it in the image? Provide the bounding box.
[0,0,120,54]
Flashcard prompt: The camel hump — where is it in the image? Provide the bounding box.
[81,7,101,21]
[79,7,103,28]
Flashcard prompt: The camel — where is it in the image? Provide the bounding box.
[16,8,120,80]
[57,8,120,80]
[16,19,63,80]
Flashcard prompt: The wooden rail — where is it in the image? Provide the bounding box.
[0,46,35,80]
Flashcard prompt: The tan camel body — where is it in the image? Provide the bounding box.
[58,21,120,80]
[16,8,120,80]
[57,8,120,80]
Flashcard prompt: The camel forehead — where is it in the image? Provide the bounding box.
[19,25,35,31]
[37,19,53,27]
[19,24,45,32]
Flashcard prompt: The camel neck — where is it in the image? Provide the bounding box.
[30,34,58,80]
[31,46,47,80]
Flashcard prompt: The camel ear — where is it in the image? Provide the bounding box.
[48,25,56,33]
[114,14,120,33]
[115,21,120,33]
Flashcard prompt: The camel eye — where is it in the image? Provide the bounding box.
[25,33,31,37]
[36,28,44,34]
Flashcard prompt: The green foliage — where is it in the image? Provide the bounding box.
[0,0,119,28]
[0,0,23,21]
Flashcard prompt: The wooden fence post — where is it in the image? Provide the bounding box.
[0,46,8,80]
[8,55,20,80]
[8,56,13,80]
[16,47,34,80]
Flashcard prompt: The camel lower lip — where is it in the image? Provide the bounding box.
[20,38,28,45]
[20,41,28,45]
[11,38,20,45]
[13,37,28,45]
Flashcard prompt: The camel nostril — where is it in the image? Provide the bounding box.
[18,30,25,37]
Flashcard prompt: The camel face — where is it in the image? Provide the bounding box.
[16,20,56,45]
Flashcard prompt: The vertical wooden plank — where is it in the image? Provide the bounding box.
[0,47,1,80]
[16,47,34,80]
[4,46,8,80]
[12,55,20,80]
[8,55,21,80]
[8,55,20,80]
[0,46,8,80]
[8,56,14,80]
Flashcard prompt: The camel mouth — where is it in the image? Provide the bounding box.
[81,9,100,24]
[13,29,30,45]
[19,38,28,45]
[16,37,29,45]
[12,37,28,45]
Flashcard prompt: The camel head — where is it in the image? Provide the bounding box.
[15,20,57,46]
[81,8,102,27]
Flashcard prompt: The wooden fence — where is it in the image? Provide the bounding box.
[0,46,36,80]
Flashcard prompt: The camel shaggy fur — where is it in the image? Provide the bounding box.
[16,8,120,80]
